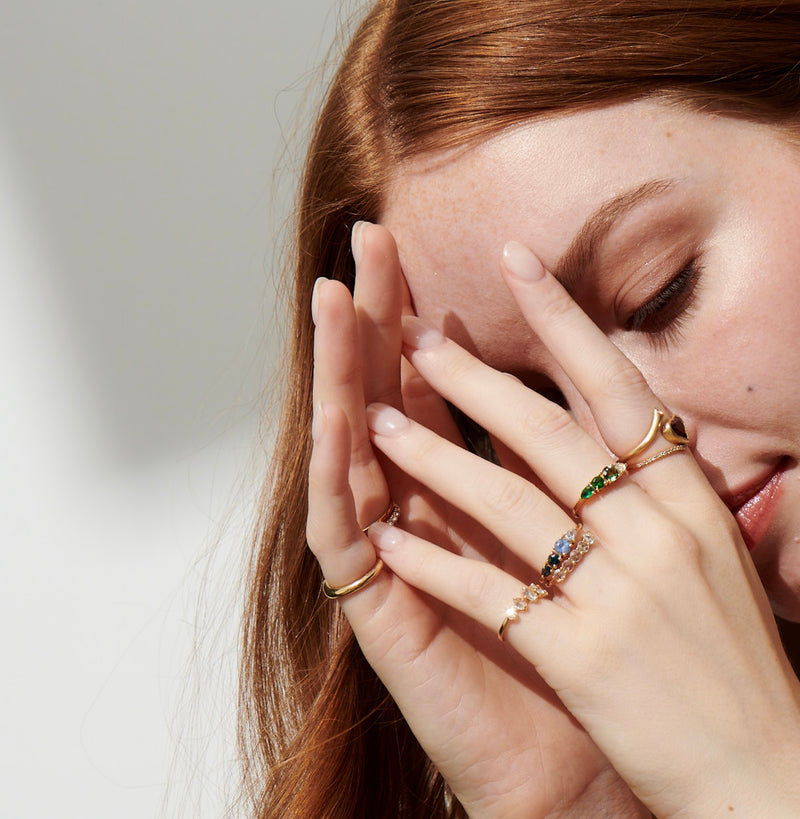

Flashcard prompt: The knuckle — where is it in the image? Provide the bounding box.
[411,430,446,465]
[440,348,477,385]
[518,401,576,445]
[537,288,575,325]
[327,357,361,389]
[668,525,703,570]
[350,436,378,469]
[482,474,533,521]
[461,566,496,612]
[644,520,702,578]
[596,356,648,396]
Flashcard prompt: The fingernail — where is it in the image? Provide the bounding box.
[351,221,366,266]
[369,521,404,551]
[502,241,545,281]
[366,403,409,436]
[311,401,327,441]
[311,277,328,324]
[402,315,445,349]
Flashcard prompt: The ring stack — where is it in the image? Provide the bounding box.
[540,525,595,586]
[498,582,548,641]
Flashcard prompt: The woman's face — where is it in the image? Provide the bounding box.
[381,98,800,620]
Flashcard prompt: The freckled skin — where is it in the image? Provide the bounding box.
[381,98,800,619]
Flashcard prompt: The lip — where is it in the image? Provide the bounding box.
[723,460,788,551]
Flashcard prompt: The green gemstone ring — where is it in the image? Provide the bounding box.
[571,461,627,519]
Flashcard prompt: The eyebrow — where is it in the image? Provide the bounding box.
[552,178,676,291]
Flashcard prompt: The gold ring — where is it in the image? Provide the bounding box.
[322,558,384,599]
[628,443,688,471]
[618,409,689,463]
[498,582,548,642]
[540,525,596,586]
[361,500,400,533]
[572,462,627,519]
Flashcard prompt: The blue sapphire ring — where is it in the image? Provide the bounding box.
[540,525,596,587]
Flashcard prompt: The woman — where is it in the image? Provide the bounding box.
[241,2,800,816]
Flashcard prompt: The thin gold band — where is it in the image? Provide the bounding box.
[322,558,384,599]
[498,582,548,642]
[629,443,688,471]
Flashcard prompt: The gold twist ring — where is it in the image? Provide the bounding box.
[618,409,689,462]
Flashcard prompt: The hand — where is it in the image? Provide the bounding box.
[307,224,648,817]
[364,240,800,817]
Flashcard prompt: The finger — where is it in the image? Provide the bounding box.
[307,402,464,665]
[352,222,404,407]
[312,277,389,524]
[400,316,634,515]
[366,402,578,568]
[369,521,565,651]
[307,402,387,602]
[401,356,463,447]
[499,241,709,498]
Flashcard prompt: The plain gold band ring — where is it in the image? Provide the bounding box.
[323,558,384,599]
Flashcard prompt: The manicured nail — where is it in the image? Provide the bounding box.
[402,316,445,349]
[311,277,328,324]
[369,521,404,551]
[311,401,327,441]
[366,403,409,436]
[502,241,545,281]
[351,221,366,266]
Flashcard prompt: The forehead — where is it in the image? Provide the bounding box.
[379,99,753,371]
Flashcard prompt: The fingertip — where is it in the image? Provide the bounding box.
[366,402,409,436]
[368,521,405,552]
[311,276,329,324]
[311,400,328,442]
[351,221,366,265]
[501,241,546,282]
[401,315,445,350]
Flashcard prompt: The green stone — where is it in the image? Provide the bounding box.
[580,486,594,499]
[601,465,619,482]
[590,476,605,490]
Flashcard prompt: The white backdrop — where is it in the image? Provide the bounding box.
[0,2,357,816]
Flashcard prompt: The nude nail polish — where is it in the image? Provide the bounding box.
[502,241,545,281]
[351,221,366,266]
[311,277,327,324]
[402,316,445,349]
[366,403,409,435]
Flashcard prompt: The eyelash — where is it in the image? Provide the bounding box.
[625,259,702,347]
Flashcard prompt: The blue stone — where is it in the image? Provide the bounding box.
[554,538,572,555]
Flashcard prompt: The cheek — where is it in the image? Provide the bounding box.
[713,258,800,391]
[620,259,800,435]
